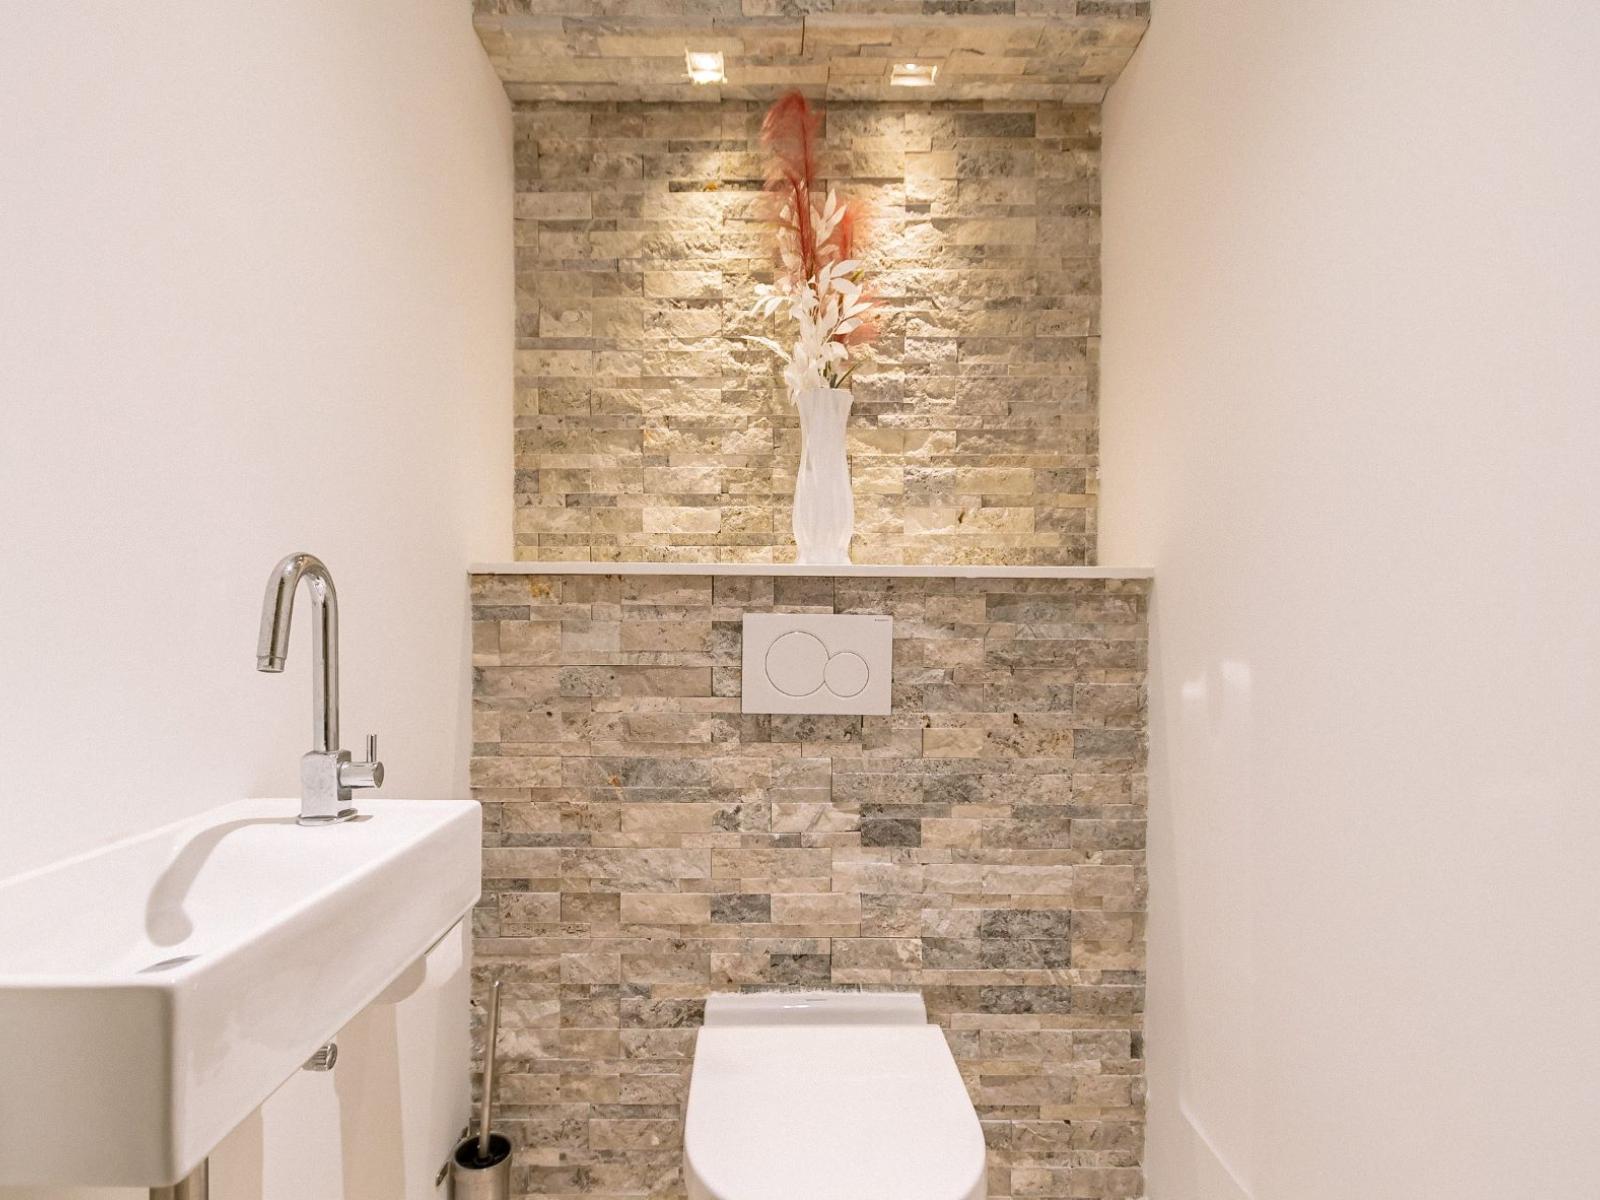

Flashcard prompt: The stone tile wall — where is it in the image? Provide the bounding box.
[473,5,1151,104]
[470,571,1148,1199]
[513,101,1101,566]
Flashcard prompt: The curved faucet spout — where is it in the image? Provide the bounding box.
[256,552,339,753]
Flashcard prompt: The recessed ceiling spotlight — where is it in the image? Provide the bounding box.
[890,62,938,88]
[685,50,726,85]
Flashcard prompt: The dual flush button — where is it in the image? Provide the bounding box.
[740,613,893,716]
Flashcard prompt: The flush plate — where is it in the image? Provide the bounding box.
[741,613,893,715]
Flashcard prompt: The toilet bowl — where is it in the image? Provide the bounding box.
[683,992,986,1200]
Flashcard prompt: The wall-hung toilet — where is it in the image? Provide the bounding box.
[684,992,986,1200]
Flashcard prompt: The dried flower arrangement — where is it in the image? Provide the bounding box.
[747,92,879,395]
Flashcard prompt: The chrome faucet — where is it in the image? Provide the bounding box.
[256,552,384,824]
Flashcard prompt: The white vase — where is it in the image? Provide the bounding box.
[792,386,855,565]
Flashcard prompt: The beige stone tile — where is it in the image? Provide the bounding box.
[769,891,862,926]
[619,892,713,925]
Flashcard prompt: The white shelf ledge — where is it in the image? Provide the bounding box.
[470,562,1153,580]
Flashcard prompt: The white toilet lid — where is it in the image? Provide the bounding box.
[684,1024,986,1200]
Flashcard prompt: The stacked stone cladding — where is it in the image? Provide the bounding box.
[470,570,1148,1199]
[512,100,1102,566]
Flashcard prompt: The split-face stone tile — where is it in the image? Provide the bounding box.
[507,98,1103,565]
[472,572,1147,1198]
[710,893,772,924]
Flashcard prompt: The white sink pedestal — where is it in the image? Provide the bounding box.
[0,798,481,1192]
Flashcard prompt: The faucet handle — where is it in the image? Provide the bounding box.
[338,734,385,791]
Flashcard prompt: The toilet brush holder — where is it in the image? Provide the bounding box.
[451,979,511,1200]
[451,1133,511,1200]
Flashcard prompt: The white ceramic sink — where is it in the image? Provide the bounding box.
[0,797,480,1188]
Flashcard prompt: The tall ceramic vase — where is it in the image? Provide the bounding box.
[792,386,854,565]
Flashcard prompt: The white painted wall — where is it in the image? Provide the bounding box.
[1100,3,1600,1198]
[0,3,508,1195]
[0,0,512,880]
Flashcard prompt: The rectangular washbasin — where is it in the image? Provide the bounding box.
[0,797,480,1188]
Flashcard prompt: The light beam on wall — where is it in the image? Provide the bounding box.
[685,50,726,85]
[890,62,939,88]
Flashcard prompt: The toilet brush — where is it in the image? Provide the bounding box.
[452,979,512,1200]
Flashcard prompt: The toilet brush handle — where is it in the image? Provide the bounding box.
[478,980,501,1160]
